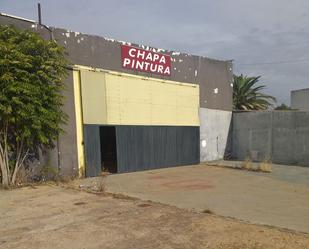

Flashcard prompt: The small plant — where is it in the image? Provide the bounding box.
[239,156,272,173]
[241,156,253,170]
[258,158,272,173]
[202,208,214,214]
[83,175,107,193]
[14,165,34,185]
[40,165,59,181]
[97,176,106,192]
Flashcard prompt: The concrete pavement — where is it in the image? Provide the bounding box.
[105,164,309,233]
[207,160,309,187]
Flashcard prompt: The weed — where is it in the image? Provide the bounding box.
[40,165,59,181]
[97,177,106,192]
[74,202,86,206]
[202,208,214,214]
[241,157,253,170]
[15,166,34,185]
[258,159,272,173]
[138,203,152,208]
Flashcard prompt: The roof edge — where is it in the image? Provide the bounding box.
[291,88,309,92]
[0,12,36,23]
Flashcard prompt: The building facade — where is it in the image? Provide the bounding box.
[0,13,233,177]
[291,88,309,111]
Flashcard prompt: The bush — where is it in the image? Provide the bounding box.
[0,25,68,187]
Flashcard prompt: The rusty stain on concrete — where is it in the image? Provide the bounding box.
[160,179,213,190]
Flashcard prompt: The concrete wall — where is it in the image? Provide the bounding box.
[291,88,309,111]
[200,108,232,162]
[232,111,309,166]
[32,71,79,177]
[58,71,79,176]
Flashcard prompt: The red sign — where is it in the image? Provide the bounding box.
[121,45,171,76]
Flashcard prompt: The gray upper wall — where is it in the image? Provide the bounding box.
[0,13,233,111]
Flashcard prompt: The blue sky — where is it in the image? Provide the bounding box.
[1,0,309,104]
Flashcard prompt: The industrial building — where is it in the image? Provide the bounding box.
[291,88,309,111]
[0,13,233,177]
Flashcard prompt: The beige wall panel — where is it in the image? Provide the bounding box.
[105,73,199,126]
[79,69,199,126]
[80,71,107,124]
[105,74,151,125]
[152,105,177,125]
[120,102,152,125]
[119,78,151,104]
[176,86,199,107]
[151,83,177,106]
[104,99,120,124]
[176,107,199,126]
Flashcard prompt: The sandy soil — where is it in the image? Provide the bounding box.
[1,184,309,249]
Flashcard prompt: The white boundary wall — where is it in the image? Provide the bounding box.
[199,108,232,162]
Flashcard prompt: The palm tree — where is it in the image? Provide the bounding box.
[233,74,276,110]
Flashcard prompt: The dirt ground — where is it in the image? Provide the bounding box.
[1,185,309,249]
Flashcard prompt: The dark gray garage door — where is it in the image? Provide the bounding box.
[116,126,200,173]
[84,125,200,176]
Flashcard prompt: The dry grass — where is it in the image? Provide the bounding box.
[74,175,107,193]
[259,160,272,173]
[15,166,32,185]
[97,176,106,192]
[202,208,214,214]
[240,157,272,173]
[241,158,253,170]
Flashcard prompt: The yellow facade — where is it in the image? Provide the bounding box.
[80,70,107,124]
[79,67,200,126]
[72,70,85,177]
